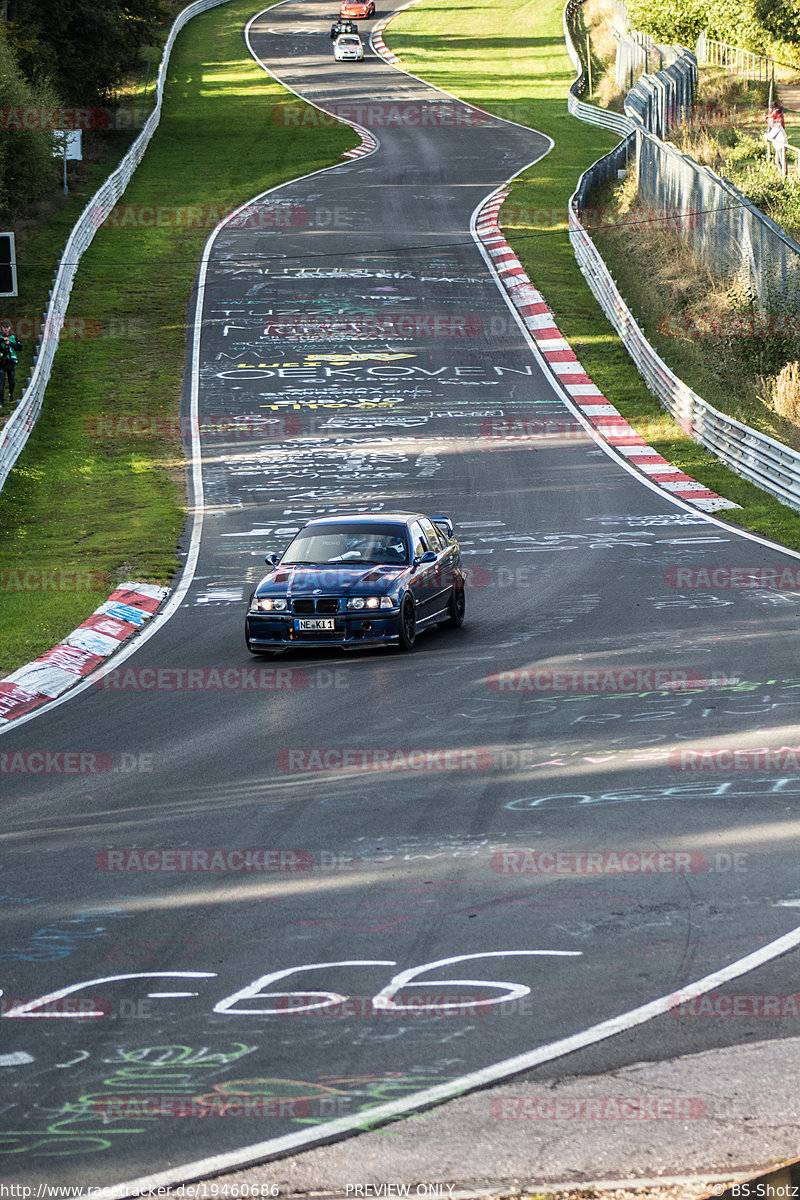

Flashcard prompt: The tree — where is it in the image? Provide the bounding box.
[754,0,800,48]
[0,23,59,216]
[625,0,707,46]
[625,0,796,52]
[3,0,167,104]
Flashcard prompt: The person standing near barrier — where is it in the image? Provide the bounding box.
[765,107,789,177]
[0,319,21,408]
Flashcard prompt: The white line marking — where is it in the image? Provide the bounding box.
[146,992,200,998]
[0,1052,34,1066]
[101,921,800,1198]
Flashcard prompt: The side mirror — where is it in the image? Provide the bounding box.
[265,552,280,566]
[416,550,438,566]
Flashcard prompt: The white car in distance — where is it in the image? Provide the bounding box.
[333,33,364,60]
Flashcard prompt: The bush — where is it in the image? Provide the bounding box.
[724,131,768,164]
[728,160,800,236]
[763,361,800,422]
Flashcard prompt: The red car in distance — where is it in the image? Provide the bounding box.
[340,0,375,17]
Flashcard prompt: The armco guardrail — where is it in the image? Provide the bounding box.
[568,179,800,510]
[0,0,231,494]
[563,0,635,136]
[564,0,695,139]
[562,2,800,511]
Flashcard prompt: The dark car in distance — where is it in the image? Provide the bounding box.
[330,17,358,37]
[245,512,465,654]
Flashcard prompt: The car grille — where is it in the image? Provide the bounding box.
[291,597,340,615]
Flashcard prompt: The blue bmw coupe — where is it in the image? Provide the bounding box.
[245,512,465,654]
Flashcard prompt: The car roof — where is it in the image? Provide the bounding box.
[298,513,427,529]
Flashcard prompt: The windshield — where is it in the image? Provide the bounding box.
[281,523,409,566]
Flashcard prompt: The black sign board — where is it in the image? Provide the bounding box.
[0,233,18,297]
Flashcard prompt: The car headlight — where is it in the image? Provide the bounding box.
[253,597,287,612]
[346,596,392,610]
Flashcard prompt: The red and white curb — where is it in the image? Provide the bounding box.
[476,189,740,514]
[341,123,378,159]
[371,0,424,62]
[0,582,169,726]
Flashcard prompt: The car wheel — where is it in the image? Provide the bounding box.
[443,583,465,628]
[398,595,416,651]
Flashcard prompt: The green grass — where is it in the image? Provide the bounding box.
[384,0,800,552]
[0,0,354,675]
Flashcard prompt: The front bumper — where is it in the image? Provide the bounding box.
[246,611,401,650]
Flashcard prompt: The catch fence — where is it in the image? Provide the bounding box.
[563,0,800,511]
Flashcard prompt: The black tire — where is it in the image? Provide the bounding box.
[443,583,465,628]
[398,595,416,651]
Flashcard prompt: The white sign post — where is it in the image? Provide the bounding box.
[52,130,83,194]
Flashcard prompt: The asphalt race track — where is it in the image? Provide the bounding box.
[3,1,800,1192]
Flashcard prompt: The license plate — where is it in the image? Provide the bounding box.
[295,618,335,631]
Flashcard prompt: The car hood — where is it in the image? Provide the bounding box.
[256,563,406,597]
